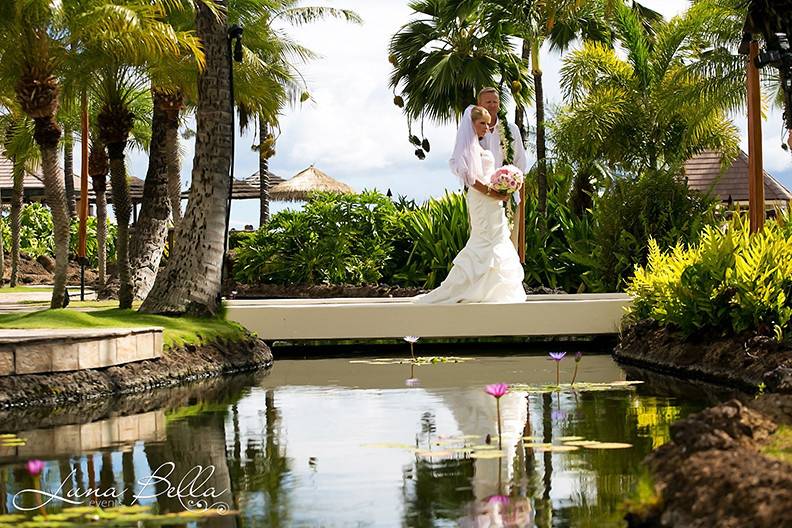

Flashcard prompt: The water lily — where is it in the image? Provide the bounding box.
[571,352,583,385]
[405,378,420,387]
[404,336,419,361]
[25,459,44,477]
[485,383,509,398]
[548,352,566,386]
[486,495,511,505]
[485,384,509,449]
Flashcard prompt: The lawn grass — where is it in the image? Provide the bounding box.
[0,286,52,293]
[762,425,792,464]
[0,308,249,349]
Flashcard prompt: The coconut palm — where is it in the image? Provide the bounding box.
[140,0,236,315]
[233,0,361,226]
[88,139,109,287]
[551,3,741,178]
[389,0,534,138]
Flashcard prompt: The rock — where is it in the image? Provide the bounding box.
[36,255,55,273]
[630,400,792,528]
[764,365,792,393]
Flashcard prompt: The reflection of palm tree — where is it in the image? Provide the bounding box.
[144,411,237,528]
[228,389,293,528]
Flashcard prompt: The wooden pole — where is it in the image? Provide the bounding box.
[518,185,526,263]
[747,40,765,233]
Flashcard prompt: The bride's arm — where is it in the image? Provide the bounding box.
[470,180,510,201]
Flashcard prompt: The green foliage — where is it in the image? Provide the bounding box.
[575,170,719,292]
[627,211,792,339]
[234,191,402,285]
[394,192,469,288]
[1,203,117,265]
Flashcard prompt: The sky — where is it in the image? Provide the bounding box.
[122,0,792,229]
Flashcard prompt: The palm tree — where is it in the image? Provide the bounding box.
[0,1,74,307]
[233,0,361,226]
[0,111,38,288]
[551,3,741,177]
[389,0,533,134]
[140,0,236,315]
[88,139,109,287]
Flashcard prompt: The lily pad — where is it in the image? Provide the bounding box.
[584,442,633,449]
[534,445,580,452]
[415,449,453,458]
[522,442,552,448]
[564,440,601,447]
[470,450,506,459]
[471,444,498,450]
[361,442,416,450]
[558,436,585,441]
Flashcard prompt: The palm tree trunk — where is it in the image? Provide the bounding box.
[141,0,233,315]
[165,93,184,229]
[0,190,4,286]
[63,128,77,219]
[34,117,70,308]
[532,39,547,214]
[259,118,270,226]
[515,40,530,148]
[10,159,24,287]
[96,189,107,287]
[107,142,133,308]
[90,142,109,288]
[129,94,172,300]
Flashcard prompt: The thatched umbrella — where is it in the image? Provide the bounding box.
[269,165,354,202]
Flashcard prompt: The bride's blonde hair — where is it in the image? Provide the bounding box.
[470,106,491,123]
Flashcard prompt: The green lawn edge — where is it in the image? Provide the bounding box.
[0,308,250,349]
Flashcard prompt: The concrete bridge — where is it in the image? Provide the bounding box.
[225,293,632,341]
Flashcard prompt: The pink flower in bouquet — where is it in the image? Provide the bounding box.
[489,165,524,195]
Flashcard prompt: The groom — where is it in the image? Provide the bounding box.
[476,87,528,251]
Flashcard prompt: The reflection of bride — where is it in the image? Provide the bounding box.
[458,494,534,528]
[412,105,526,304]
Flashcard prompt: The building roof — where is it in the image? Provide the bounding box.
[180,170,285,200]
[0,152,144,203]
[683,150,792,203]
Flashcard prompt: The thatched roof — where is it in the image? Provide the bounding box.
[684,150,792,205]
[179,171,285,200]
[270,165,354,202]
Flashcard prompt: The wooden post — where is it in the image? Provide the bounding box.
[79,90,89,300]
[747,40,765,233]
[518,185,526,263]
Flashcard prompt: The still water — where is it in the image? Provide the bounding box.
[0,354,717,527]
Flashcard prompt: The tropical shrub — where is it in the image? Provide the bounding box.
[392,192,469,288]
[1,203,117,266]
[234,191,402,285]
[572,170,720,292]
[627,212,792,340]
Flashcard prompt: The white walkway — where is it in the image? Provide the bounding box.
[225,293,632,340]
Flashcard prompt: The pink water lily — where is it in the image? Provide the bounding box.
[485,383,509,398]
[26,459,44,477]
[485,384,509,450]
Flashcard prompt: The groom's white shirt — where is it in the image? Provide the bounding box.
[479,118,528,173]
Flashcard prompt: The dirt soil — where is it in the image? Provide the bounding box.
[1,253,99,286]
[615,319,792,393]
[0,334,272,409]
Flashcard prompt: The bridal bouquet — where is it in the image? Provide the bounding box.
[489,165,524,195]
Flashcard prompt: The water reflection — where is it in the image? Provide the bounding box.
[0,355,713,527]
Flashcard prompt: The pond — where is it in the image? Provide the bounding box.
[0,352,722,527]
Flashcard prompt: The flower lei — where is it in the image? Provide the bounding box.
[497,109,515,165]
[497,109,518,225]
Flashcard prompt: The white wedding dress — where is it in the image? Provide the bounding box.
[414,148,526,304]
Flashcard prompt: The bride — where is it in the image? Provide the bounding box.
[413,105,526,304]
